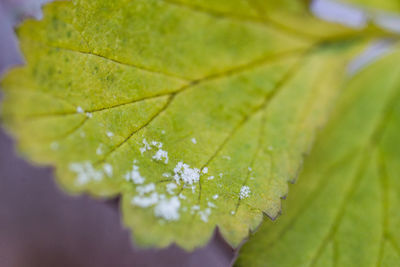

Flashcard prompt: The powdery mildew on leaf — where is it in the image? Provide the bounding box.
[0,0,380,249]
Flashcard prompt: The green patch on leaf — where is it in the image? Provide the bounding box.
[236,50,400,266]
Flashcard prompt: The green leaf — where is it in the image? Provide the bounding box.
[235,50,400,266]
[0,0,377,249]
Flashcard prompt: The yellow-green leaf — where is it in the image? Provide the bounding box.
[235,49,400,266]
[0,0,375,249]
[339,0,400,13]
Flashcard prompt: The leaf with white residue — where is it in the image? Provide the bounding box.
[0,0,385,249]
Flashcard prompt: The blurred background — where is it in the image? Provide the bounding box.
[0,0,399,266]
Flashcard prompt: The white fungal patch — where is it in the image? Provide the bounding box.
[207,176,215,180]
[231,210,236,215]
[161,130,166,134]
[136,183,155,195]
[140,138,151,154]
[96,145,103,155]
[248,167,252,171]
[191,138,197,144]
[76,106,84,113]
[86,112,93,118]
[212,194,219,200]
[239,185,251,199]
[152,148,169,164]
[173,162,200,185]
[202,167,208,174]
[125,164,145,184]
[106,131,114,138]
[199,208,212,222]
[222,155,231,160]
[208,202,216,208]
[179,192,186,199]
[191,205,200,214]
[162,172,171,178]
[166,183,177,194]
[154,196,180,221]
[69,162,104,185]
[131,192,159,208]
[219,173,223,178]
[103,163,113,177]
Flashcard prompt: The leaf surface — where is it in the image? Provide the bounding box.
[235,50,400,266]
[1,0,373,249]
[339,0,400,12]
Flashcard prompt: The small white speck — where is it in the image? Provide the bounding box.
[166,183,177,194]
[131,192,159,207]
[103,163,113,177]
[69,161,104,185]
[140,138,151,154]
[162,172,171,178]
[179,193,186,199]
[250,177,254,180]
[207,176,215,180]
[96,145,103,155]
[212,194,219,200]
[239,185,251,199]
[86,112,93,118]
[125,164,145,184]
[199,208,211,222]
[161,130,166,134]
[106,131,114,138]
[136,183,155,195]
[268,145,274,151]
[76,106,84,113]
[208,202,216,208]
[191,138,197,144]
[50,142,59,150]
[154,196,180,221]
[231,210,235,215]
[152,148,169,164]
[219,173,223,178]
[248,167,252,171]
[80,132,86,138]
[222,155,231,160]
[202,167,208,174]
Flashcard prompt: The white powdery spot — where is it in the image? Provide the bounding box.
[207,176,214,180]
[208,202,216,208]
[222,155,231,160]
[140,138,151,154]
[191,138,197,144]
[50,142,59,150]
[69,162,104,185]
[136,183,155,195]
[199,208,211,222]
[166,183,177,194]
[131,192,159,208]
[154,196,180,221]
[76,106,84,113]
[125,164,145,184]
[202,167,208,174]
[173,162,200,185]
[162,172,171,178]
[212,194,219,200]
[106,131,114,138]
[151,141,163,148]
[191,205,200,214]
[161,130,166,134]
[96,145,103,155]
[239,185,251,199]
[103,163,113,177]
[86,112,93,118]
[152,149,169,164]
[230,210,235,215]
[179,192,186,199]
[248,167,252,171]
